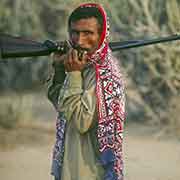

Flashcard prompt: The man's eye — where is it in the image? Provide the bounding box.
[71,30,79,36]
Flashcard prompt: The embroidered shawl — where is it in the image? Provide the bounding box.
[51,3,126,180]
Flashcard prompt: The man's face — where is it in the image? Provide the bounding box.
[69,17,101,54]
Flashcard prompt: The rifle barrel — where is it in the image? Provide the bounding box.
[109,34,180,51]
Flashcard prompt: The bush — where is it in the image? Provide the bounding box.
[0,94,21,129]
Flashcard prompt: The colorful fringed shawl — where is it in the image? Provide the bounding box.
[51,3,126,180]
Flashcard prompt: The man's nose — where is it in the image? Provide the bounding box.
[76,33,85,45]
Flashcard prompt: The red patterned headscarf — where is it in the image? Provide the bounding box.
[77,3,126,180]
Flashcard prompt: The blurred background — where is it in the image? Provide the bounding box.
[0,0,180,180]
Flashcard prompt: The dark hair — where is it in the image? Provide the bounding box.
[68,6,103,33]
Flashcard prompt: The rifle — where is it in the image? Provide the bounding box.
[0,33,180,59]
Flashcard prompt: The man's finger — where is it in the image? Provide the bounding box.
[72,49,83,64]
[81,51,88,65]
[68,49,74,65]
[72,49,78,62]
[53,53,66,62]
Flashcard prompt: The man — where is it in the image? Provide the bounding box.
[47,3,126,180]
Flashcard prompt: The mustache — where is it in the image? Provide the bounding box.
[71,44,89,52]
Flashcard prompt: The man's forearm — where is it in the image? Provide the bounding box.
[47,64,66,108]
[52,64,66,84]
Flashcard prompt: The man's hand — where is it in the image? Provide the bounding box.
[64,49,88,72]
[52,52,66,68]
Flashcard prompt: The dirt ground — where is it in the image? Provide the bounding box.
[0,122,180,180]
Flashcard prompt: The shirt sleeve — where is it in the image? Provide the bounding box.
[46,63,66,108]
[58,71,96,134]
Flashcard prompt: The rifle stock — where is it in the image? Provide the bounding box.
[0,33,180,59]
[0,34,60,58]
